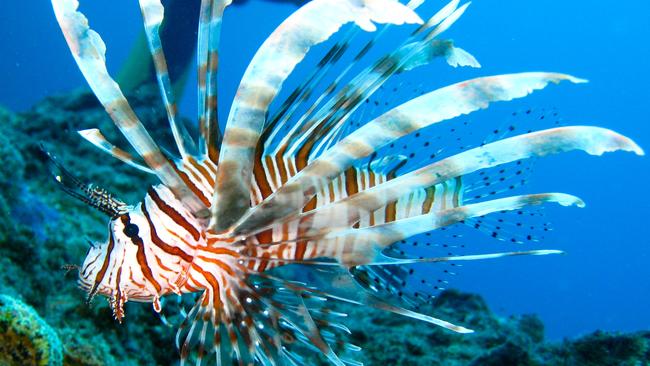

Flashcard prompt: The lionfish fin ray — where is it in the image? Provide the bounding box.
[272,15,476,181]
[210,0,423,232]
[269,126,638,238]
[396,39,480,73]
[232,73,586,235]
[370,249,564,265]
[253,1,471,206]
[262,267,472,334]
[425,1,471,40]
[245,272,367,364]
[77,129,155,174]
[51,0,208,215]
[176,276,357,365]
[246,193,584,257]
[138,0,197,158]
[197,0,231,162]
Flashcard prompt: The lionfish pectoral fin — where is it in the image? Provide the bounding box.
[365,294,473,333]
[175,275,357,365]
[285,193,584,268]
[245,272,367,365]
[51,0,207,214]
[264,266,473,335]
[231,72,587,237]
[372,249,564,266]
[237,193,582,288]
[176,290,225,366]
[277,126,642,239]
[210,0,423,232]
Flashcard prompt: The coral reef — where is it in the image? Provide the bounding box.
[0,295,63,366]
[0,89,648,365]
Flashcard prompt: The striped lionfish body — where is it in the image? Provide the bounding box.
[50,0,642,364]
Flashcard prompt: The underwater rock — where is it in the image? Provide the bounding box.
[539,330,650,366]
[0,295,63,366]
[0,106,25,244]
[338,289,650,366]
[341,289,544,366]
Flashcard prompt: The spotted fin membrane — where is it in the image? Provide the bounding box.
[350,104,569,310]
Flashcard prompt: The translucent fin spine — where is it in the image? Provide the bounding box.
[77,129,155,174]
[197,0,231,162]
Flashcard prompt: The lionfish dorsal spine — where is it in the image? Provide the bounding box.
[138,0,198,159]
[197,0,231,163]
[229,2,483,235]
[77,128,155,175]
[52,0,208,215]
[209,0,424,233]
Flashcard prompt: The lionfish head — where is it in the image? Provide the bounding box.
[41,147,164,321]
[79,208,164,322]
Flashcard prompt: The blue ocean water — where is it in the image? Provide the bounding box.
[1,0,648,343]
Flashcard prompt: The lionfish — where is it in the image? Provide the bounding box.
[49,0,642,364]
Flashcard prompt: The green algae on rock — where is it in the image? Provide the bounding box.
[0,295,63,366]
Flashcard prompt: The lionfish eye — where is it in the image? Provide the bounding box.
[123,223,139,238]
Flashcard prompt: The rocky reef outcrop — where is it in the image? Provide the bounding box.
[341,289,650,365]
[0,295,63,366]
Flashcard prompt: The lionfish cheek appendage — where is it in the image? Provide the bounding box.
[153,296,162,313]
